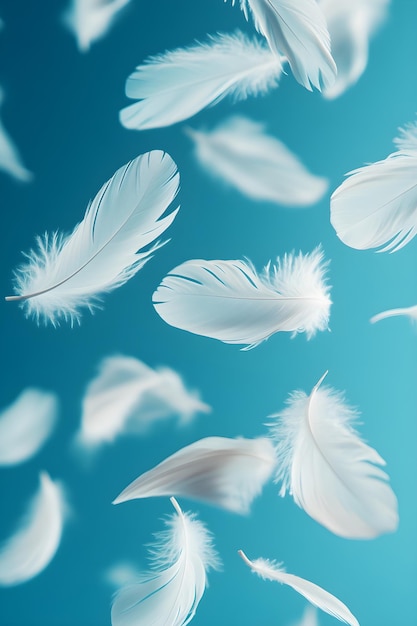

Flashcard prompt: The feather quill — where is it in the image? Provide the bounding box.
[111,497,220,626]
[153,248,331,350]
[370,304,417,325]
[0,88,32,182]
[63,0,131,52]
[119,31,283,131]
[268,372,398,538]
[0,472,68,586]
[113,436,277,514]
[6,151,179,325]
[238,550,359,626]
[330,120,417,251]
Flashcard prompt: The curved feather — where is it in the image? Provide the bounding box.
[330,121,417,251]
[6,151,179,324]
[119,31,283,130]
[0,87,32,182]
[239,551,359,626]
[111,497,220,626]
[153,248,331,350]
[0,472,68,586]
[268,372,398,538]
[63,0,131,52]
[113,436,277,513]
[370,304,417,325]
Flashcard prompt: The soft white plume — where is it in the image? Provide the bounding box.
[289,606,319,626]
[153,248,331,350]
[111,497,220,626]
[119,31,283,131]
[0,88,32,182]
[239,550,359,626]
[6,151,179,324]
[371,304,417,325]
[268,372,398,538]
[185,116,328,206]
[330,120,417,251]
[0,388,58,466]
[113,436,276,513]
[0,472,68,586]
[63,0,131,52]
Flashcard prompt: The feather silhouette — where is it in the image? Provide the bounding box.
[0,472,68,586]
[111,497,220,626]
[228,0,336,91]
[238,550,359,626]
[371,304,417,325]
[113,436,276,514]
[330,120,417,251]
[6,151,179,325]
[0,88,32,182]
[63,0,131,52]
[119,31,283,131]
[153,248,331,350]
[0,388,58,466]
[185,116,328,206]
[268,372,398,538]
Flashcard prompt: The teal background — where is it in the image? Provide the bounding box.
[0,1,417,624]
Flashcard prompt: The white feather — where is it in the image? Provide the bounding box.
[238,550,359,626]
[0,472,68,586]
[370,304,417,325]
[63,0,131,52]
[185,116,328,206]
[229,0,336,91]
[0,388,58,466]
[0,88,32,182]
[6,151,179,325]
[290,606,319,626]
[330,120,417,251]
[113,436,277,514]
[119,31,283,131]
[111,497,220,626]
[153,248,331,350]
[105,562,142,589]
[268,372,399,538]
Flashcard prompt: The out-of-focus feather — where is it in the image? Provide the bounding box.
[238,550,359,626]
[153,248,331,350]
[268,372,398,538]
[0,388,58,466]
[0,88,32,182]
[371,304,417,325]
[6,151,179,325]
[0,472,68,586]
[330,120,417,251]
[229,0,336,91]
[76,355,210,449]
[113,436,277,514]
[63,0,131,52]
[111,497,220,626]
[119,31,283,131]
[105,562,142,589]
[289,606,319,626]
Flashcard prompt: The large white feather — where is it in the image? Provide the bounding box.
[371,304,417,325]
[0,88,32,182]
[185,116,328,206]
[0,472,68,586]
[111,497,220,626]
[113,436,277,514]
[330,120,417,251]
[153,248,331,350]
[6,151,179,324]
[229,0,336,91]
[0,388,58,466]
[238,550,359,626]
[119,31,283,131]
[63,0,131,52]
[268,372,398,538]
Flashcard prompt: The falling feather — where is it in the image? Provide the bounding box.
[0,472,68,586]
[371,304,417,325]
[6,151,179,325]
[153,248,331,350]
[63,0,131,52]
[111,497,220,626]
[0,388,58,466]
[119,31,283,131]
[0,88,32,182]
[330,119,417,251]
[238,550,359,626]
[113,436,277,514]
[268,372,398,538]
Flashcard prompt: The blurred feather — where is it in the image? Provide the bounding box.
[63,0,131,52]
[289,606,319,626]
[0,88,32,182]
[105,562,142,589]
[371,304,417,325]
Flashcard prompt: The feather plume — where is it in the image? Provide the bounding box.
[238,550,359,626]
[229,0,336,91]
[371,304,417,325]
[0,88,32,182]
[6,151,179,324]
[330,120,417,251]
[113,437,276,514]
[0,472,68,586]
[0,388,58,466]
[119,31,283,131]
[268,372,398,538]
[111,497,220,626]
[63,0,131,52]
[153,248,331,350]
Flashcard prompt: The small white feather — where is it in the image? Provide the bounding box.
[239,550,359,626]
[289,606,319,626]
[371,304,417,325]
[63,0,131,52]
[0,88,32,182]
